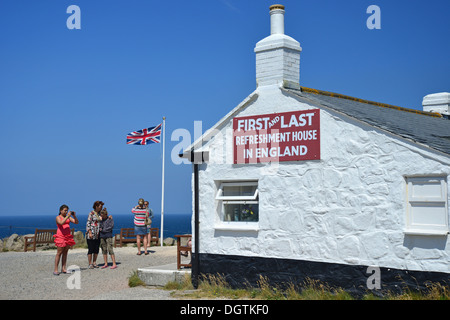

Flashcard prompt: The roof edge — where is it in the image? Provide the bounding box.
[299,86,443,118]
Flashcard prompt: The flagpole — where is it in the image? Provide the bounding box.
[160,116,166,246]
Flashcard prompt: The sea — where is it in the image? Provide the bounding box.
[0,213,192,240]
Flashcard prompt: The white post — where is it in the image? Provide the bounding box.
[160,117,166,246]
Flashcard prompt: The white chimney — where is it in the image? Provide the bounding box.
[254,4,302,89]
[422,92,450,116]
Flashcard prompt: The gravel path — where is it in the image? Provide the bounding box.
[0,246,186,300]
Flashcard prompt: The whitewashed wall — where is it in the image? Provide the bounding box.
[193,85,450,274]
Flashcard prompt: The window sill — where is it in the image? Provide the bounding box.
[404,229,449,236]
[214,222,259,232]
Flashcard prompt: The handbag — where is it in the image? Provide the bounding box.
[145,212,152,225]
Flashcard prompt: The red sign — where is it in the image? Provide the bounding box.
[233,109,320,164]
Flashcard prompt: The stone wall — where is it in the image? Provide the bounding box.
[1,233,178,252]
[1,231,85,252]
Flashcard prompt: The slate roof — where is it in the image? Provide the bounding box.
[285,87,450,156]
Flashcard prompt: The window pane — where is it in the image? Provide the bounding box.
[411,180,444,200]
[223,185,257,197]
[411,202,447,227]
[224,203,259,222]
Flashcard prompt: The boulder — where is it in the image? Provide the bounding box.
[4,234,24,251]
[73,231,85,245]
[163,237,175,246]
[5,234,19,248]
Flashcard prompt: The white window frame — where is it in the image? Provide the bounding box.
[214,181,259,232]
[216,181,259,201]
[405,176,449,236]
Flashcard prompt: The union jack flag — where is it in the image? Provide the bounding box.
[126,123,162,145]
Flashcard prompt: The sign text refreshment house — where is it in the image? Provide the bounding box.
[233,109,320,164]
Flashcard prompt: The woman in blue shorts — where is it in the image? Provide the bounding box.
[132,198,149,255]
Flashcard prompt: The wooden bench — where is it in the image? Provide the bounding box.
[114,228,160,247]
[149,228,160,246]
[174,234,192,270]
[24,228,75,252]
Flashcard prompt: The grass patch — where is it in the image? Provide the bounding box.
[255,276,354,300]
[128,271,145,287]
[199,274,250,299]
[164,273,194,291]
[384,281,449,300]
[163,273,449,300]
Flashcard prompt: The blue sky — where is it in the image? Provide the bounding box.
[0,0,449,217]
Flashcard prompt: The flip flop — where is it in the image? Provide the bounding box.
[110,265,117,269]
[53,272,60,276]
[137,252,141,256]
[101,265,108,269]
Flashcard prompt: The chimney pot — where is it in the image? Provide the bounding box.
[270,4,285,10]
[270,4,285,35]
[422,92,450,116]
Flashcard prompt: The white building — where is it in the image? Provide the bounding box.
[181,4,450,295]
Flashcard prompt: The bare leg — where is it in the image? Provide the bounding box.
[54,247,64,273]
[136,235,141,254]
[88,253,92,267]
[61,246,69,272]
[143,235,148,254]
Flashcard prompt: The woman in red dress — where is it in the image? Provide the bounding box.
[53,204,79,275]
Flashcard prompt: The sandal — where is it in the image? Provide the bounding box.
[89,264,94,269]
[101,265,108,269]
[110,265,117,269]
[53,272,60,276]
[136,252,141,256]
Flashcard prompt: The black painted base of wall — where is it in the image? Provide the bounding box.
[193,253,449,297]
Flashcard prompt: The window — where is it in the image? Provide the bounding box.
[216,181,259,222]
[405,176,448,235]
